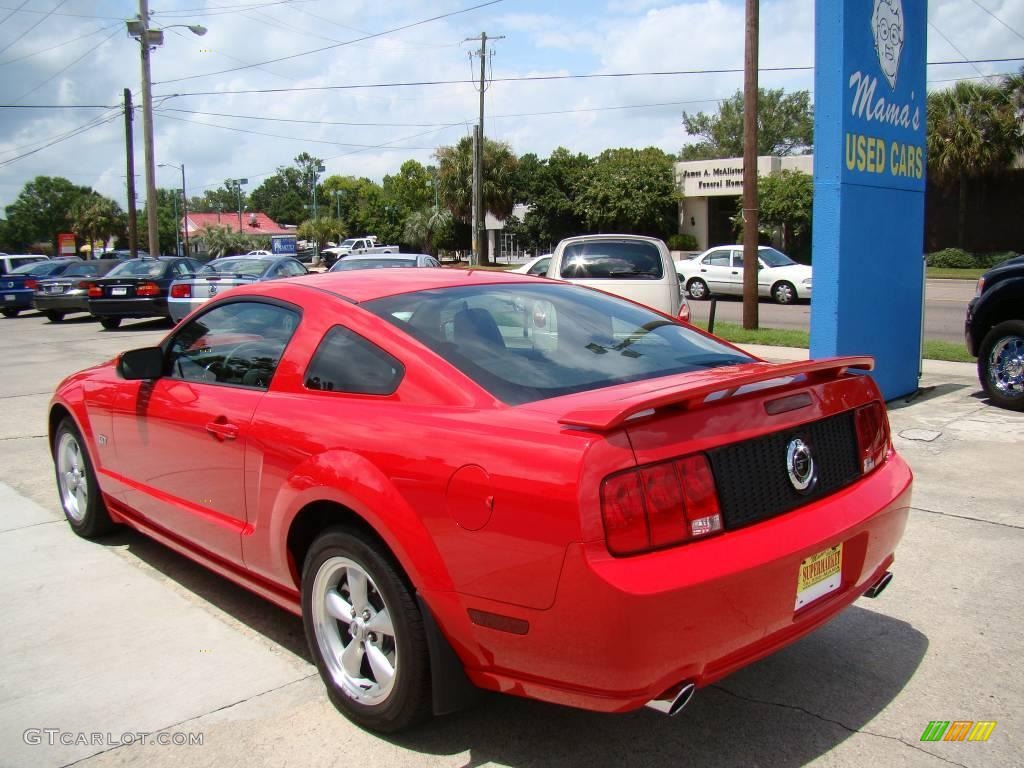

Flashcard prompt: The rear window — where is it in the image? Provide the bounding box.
[331,258,417,271]
[559,240,663,280]
[366,283,750,405]
[201,258,269,277]
[107,260,168,278]
[11,261,64,275]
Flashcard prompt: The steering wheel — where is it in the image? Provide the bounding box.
[218,341,281,385]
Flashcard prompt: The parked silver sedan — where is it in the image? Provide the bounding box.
[328,253,441,272]
[168,254,308,322]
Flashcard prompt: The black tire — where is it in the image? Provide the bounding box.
[687,278,710,300]
[301,527,432,733]
[99,316,121,330]
[53,417,115,538]
[1,308,19,318]
[772,281,797,305]
[977,319,1024,411]
[46,310,65,323]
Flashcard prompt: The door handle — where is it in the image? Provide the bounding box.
[700,268,707,272]
[205,418,239,440]
[731,271,739,274]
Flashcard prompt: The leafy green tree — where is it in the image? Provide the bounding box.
[516,147,592,252]
[4,176,92,252]
[320,175,401,244]
[927,80,1022,247]
[141,188,189,255]
[188,184,242,215]
[752,169,813,260]
[70,194,124,257]
[201,224,250,258]
[434,136,518,264]
[681,88,814,160]
[383,160,434,214]
[297,216,345,259]
[248,172,306,225]
[574,147,679,238]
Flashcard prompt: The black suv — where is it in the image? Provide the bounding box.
[965,255,1024,410]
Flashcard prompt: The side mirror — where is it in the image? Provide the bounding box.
[117,346,164,380]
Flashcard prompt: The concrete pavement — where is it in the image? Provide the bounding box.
[0,316,1020,768]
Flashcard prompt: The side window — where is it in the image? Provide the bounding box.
[732,250,744,268]
[167,301,299,389]
[706,251,730,267]
[527,257,550,276]
[173,261,192,276]
[285,260,307,276]
[304,326,404,395]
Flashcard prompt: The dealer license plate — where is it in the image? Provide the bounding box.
[795,543,843,610]
[3,294,13,302]
[111,287,127,296]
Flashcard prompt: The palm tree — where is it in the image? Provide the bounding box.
[201,224,246,259]
[434,136,518,264]
[927,80,1021,247]
[403,206,452,257]
[297,217,344,263]
[70,194,122,257]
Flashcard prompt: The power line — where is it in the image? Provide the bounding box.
[0,111,121,168]
[11,26,121,104]
[0,0,68,58]
[158,107,460,127]
[156,58,1024,98]
[0,21,121,67]
[0,4,122,20]
[0,0,30,27]
[928,20,990,82]
[965,0,1024,43]
[154,0,505,85]
[153,0,320,17]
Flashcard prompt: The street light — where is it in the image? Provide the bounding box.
[158,162,189,255]
[311,163,326,219]
[127,2,206,256]
[331,189,343,220]
[229,178,248,233]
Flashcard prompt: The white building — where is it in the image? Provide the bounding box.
[676,155,814,251]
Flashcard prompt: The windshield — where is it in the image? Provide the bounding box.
[201,258,269,277]
[340,239,359,248]
[107,259,168,278]
[366,283,751,405]
[759,248,798,268]
[331,258,416,271]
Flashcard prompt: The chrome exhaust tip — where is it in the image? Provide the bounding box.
[864,570,893,599]
[644,682,695,717]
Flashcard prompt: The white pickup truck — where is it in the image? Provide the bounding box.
[336,236,399,256]
[544,234,690,321]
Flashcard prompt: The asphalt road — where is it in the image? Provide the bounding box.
[0,312,1020,768]
[685,279,975,344]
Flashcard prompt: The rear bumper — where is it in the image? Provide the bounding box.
[168,297,208,323]
[88,297,168,319]
[432,453,912,713]
[33,293,88,313]
[0,289,34,309]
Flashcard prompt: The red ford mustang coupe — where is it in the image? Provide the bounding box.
[49,269,911,732]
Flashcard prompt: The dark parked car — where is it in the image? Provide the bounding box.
[1,259,83,317]
[33,259,123,322]
[168,254,308,322]
[87,257,202,329]
[965,254,1024,410]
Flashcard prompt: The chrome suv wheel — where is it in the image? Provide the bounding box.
[979,320,1024,411]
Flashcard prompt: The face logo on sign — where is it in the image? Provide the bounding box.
[872,0,904,89]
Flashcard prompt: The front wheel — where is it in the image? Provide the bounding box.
[772,281,797,305]
[302,528,432,733]
[1,308,19,318]
[98,316,121,330]
[53,418,115,538]
[686,278,709,300]
[978,319,1024,411]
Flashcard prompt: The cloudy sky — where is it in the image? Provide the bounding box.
[0,0,1021,211]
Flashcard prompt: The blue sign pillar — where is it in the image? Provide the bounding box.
[811,0,927,399]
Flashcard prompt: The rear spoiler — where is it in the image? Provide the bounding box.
[558,356,874,431]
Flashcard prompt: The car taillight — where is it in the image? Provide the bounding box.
[170,283,191,299]
[136,281,161,297]
[678,302,690,323]
[601,454,723,556]
[25,279,38,290]
[974,276,985,297]
[855,401,889,475]
[87,284,102,298]
[78,280,92,290]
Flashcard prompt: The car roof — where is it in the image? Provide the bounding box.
[296,266,543,303]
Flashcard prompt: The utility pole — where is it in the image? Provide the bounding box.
[741,0,760,329]
[180,165,189,255]
[466,31,503,266]
[123,88,138,259]
[471,125,480,267]
[138,0,159,256]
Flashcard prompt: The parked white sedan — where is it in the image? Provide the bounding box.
[676,246,813,304]
[509,254,552,276]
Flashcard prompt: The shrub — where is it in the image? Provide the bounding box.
[926,248,975,268]
[668,233,698,251]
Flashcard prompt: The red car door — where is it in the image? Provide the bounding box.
[109,300,300,564]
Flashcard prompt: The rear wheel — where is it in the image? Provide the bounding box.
[686,278,709,300]
[1,308,19,318]
[978,320,1024,411]
[772,281,797,304]
[53,418,114,538]
[302,528,431,733]
[46,310,65,323]
[99,316,121,330]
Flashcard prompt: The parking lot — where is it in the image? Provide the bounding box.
[0,310,1021,768]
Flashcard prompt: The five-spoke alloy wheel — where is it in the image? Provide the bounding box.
[54,418,114,537]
